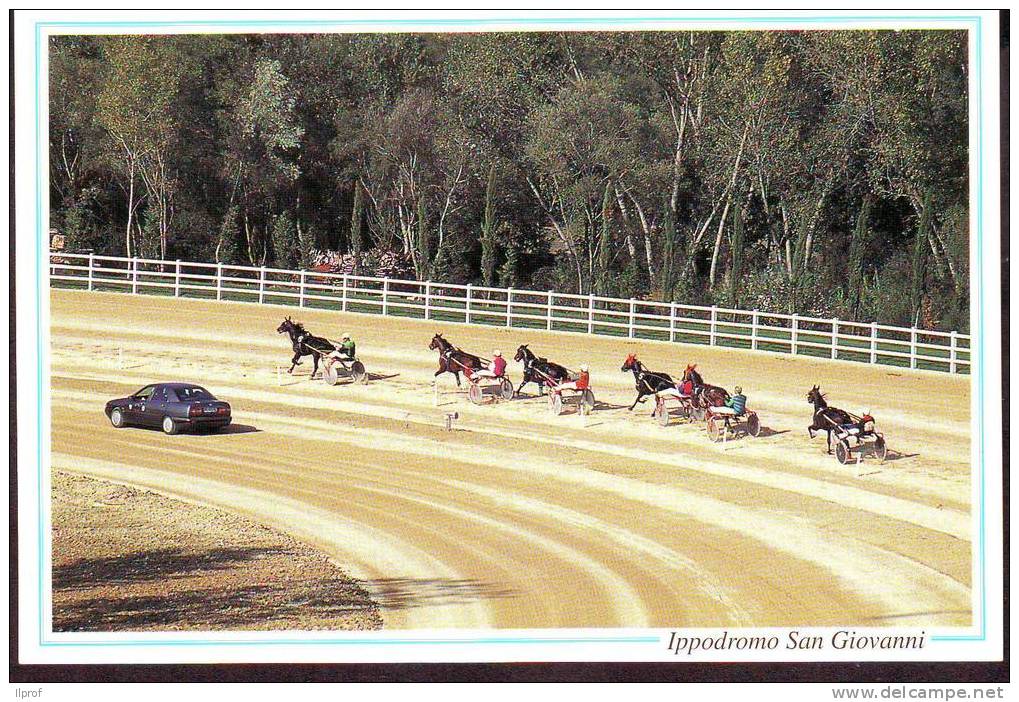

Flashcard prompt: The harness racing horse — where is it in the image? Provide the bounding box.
[514,345,570,396]
[682,364,730,413]
[429,333,484,387]
[806,385,854,454]
[277,317,335,377]
[621,354,678,413]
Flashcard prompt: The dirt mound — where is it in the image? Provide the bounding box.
[51,471,382,632]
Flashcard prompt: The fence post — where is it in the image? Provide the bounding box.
[506,288,513,328]
[909,328,918,369]
[465,284,472,324]
[216,263,223,300]
[87,253,95,291]
[950,331,958,373]
[751,310,759,350]
[831,317,839,360]
[588,293,595,334]
[629,298,636,338]
[258,265,266,303]
[341,274,349,311]
[791,314,800,355]
[870,322,878,364]
[131,258,139,294]
[382,278,389,315]
[709,306,717,346]
[174,260,181,298]
[424,280,432,321]
[670,302,677,343]
[299,270,306,307]
[546,291,553,331]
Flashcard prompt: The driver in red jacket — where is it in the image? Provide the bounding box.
[473,350,507,380]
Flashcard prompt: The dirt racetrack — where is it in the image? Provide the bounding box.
[50,288,972,630]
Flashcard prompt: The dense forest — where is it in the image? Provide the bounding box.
[49,30,969,331]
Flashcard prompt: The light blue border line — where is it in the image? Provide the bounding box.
[33,14,989,649]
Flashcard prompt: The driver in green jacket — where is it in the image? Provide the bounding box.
[336,332,356,361]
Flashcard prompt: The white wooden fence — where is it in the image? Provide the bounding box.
[49,252,971,374]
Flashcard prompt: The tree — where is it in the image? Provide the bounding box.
[95,37,185,257]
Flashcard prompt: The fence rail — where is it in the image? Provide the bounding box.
[48,252,971,375]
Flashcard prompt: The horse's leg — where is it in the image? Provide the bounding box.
[628,393,642,411]
[454,371,462,388]
[311,352,320,379]
[808,425,815,439]
[289,351,302,374]
[826,429,833,454]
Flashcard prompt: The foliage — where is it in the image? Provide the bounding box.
[50,30,970,331]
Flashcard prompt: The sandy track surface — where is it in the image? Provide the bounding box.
[50,289,972,629]
[51,471,382,631]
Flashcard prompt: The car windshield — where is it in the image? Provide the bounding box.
[175,386,214,401]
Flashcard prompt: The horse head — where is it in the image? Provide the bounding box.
[806,385,826,407]
[277,317,294,335]
[514,345,530,363]
[621,354,638,372]
[429,333,446,352]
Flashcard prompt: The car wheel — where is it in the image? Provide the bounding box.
[162,416,180,435]
[110,408,126,428]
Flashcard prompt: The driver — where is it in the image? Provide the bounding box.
[724,385,747,415]
[336,332,356,361]
[554,364,590,392]
[473,350,507,380]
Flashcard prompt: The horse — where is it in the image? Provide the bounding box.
[806,385,854,454]
[621,354,678,413]
[682,364,730,412]
[514,345,570,396]
[277,316,336,377]
[429,333,484,387]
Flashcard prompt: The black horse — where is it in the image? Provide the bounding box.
[277,317,335,377]
[807,385,853,454]
[621,354,678,413]
[682,364,730,412]
[513,345,570,396]
[429,333,484,387]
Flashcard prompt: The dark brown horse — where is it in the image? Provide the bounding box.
[277,317,335,377]
[621,354,678,413]
[806,385,853,454]
[682,364,730,412]
[514,345,570,396]
[429,333,484,387]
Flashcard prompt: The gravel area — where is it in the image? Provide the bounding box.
[51,471,383,632]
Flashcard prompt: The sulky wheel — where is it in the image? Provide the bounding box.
[707,416,725,442]
[500,377,515,401]
[835,439,851,465]
[657,399,670,427]
[873,435,888,463]
[746,412,761,437]
[550,393,563,416]
[323,363,341,386]
[351,360,367,384]
[580,389,595,415]
[468,382,484,405]
[693,405,707,422]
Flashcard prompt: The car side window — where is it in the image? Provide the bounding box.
[164,388,179,403]
[135,385,156,400]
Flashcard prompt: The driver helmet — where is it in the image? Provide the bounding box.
[341,333,351,340]
[580,364,589,372]
[735,385,743,394]
[493,350,502,357]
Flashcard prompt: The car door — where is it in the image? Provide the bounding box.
[141,386,172,427]
[128,385,158,425]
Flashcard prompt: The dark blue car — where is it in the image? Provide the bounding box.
[105,382,232,435]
